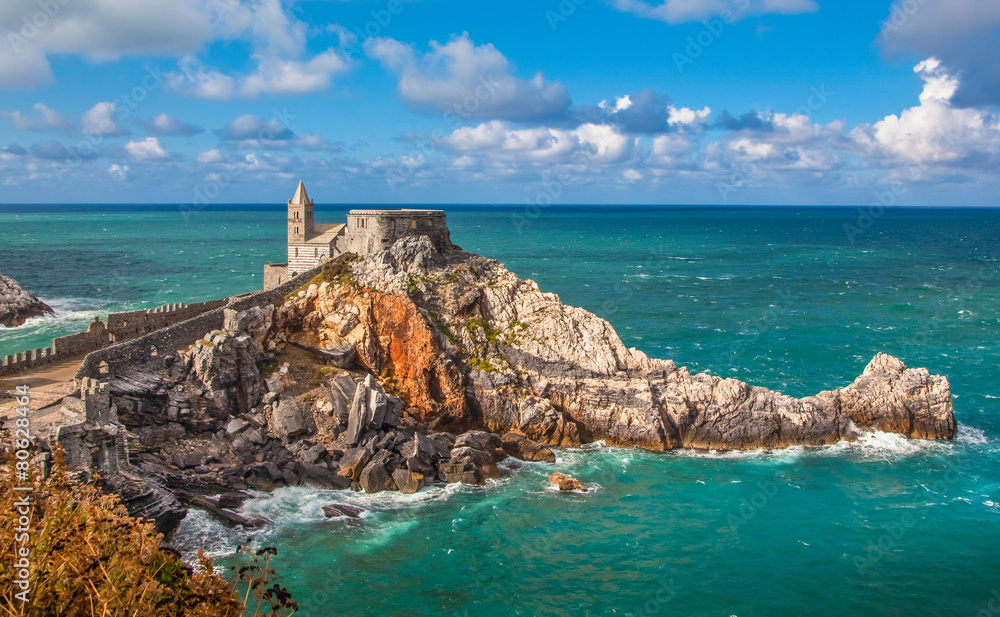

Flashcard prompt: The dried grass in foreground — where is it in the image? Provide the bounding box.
[0,440,298,616]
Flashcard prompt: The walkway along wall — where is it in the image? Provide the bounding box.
[75,263,325,380]
[0,299,228,377]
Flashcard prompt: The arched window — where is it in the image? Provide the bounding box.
[295,248,299,257]
[294,211,299,219]
[295,226,299,235]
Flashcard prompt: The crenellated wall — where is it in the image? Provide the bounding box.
[1,299,226,377]
[76,262,325,380]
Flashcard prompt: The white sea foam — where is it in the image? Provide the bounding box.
[172,509,257,563]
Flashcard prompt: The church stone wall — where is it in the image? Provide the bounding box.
[344,210,450,256]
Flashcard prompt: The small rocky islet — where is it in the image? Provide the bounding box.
[0,273,53,327]
[53,237,956,534]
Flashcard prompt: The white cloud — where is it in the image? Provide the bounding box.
[878,0,1000,106]
[145,113,202,136]
[196,149,224,164]
[125,137,169,160]
[166,0,350,100]
[82,102,127,137]
[668,105,712,127]
[850,58,1000,166]
[0,44,53,88]
[612,0,819,24]
[239,51,349,97]
[1,103,72,131]
[366,33,570,121]
[108,163,130,180]
[0,0,209,87]
[217,114,339,151]
[436,121,637,166]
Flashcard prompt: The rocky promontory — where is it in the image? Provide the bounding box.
[49,237,955,534]
[276,237,956,450]
[0,274,53,327]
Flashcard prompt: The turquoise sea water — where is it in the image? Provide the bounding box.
[2,205,999,616]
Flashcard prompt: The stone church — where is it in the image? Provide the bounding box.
[263,181,451,290]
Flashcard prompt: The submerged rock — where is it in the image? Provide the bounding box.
[548,472,585,492]
[323,503,364,518]
[0,274,53,327]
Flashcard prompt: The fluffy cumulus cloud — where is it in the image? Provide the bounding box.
[850,58,1000,169]
[0,0,350,97]
[217,114,340,151]
[143,113,202,137]
[365,33,571,121]
[81,102,128,137]
[612,0,819,24]
[436,120,637,165]
[0,103,72,132]
[167,0,350,99]
[878,0,1000,107]
[399,57,999,199]
[124,137,170,161]
[580,90,710,134]
[0,0,209,87]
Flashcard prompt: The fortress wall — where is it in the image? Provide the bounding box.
[345,211,450,256]
[76,263,325,380]
[263,263,289,291]
[1,300,226,378]
[105,299,228,339]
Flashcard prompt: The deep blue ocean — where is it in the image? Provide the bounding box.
[1,205,998,616]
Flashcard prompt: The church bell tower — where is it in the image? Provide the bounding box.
[288,180,313,243]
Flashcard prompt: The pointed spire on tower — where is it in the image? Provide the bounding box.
[290,180,311,205]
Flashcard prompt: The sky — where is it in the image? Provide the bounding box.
[0,0,999,206]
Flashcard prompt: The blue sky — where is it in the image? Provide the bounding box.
[1,0,999,205]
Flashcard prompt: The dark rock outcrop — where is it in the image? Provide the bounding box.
[0,274,53,327]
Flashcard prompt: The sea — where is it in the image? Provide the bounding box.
[1,205,998,617]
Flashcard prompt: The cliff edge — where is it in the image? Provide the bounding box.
[272,237,956,451]
[0,274,54,328]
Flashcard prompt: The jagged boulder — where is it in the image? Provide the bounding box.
[329,375,358,428]
[269,395,312,440]
[359,450,400,493]
[338,447,371,481]
[0,273,53,327]
[502,432,556,463]
[344,374,403,446]
[392,468,423,494]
